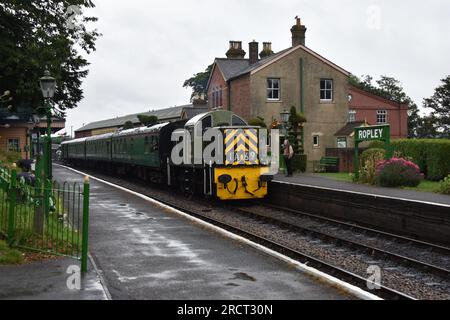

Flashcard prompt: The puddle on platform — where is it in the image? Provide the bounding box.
[233,272,256,282]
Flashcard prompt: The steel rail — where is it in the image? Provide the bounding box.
[264,203,450,257]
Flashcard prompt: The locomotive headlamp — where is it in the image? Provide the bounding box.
[40,68,56,99]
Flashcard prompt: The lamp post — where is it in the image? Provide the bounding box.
[280,110,290,137]
[39,68,56,181]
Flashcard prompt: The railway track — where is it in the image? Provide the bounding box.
[265,204,450,260]
[232,204,450,280]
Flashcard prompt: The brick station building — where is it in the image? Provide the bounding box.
[206,17,408,171]
[0,106,65,160]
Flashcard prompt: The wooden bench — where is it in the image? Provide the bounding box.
[318,157,340,173]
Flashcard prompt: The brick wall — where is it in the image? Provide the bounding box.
[75,130,92,138]
[350,87,408,139]
[207,66,228,110]
[230,74,251,120]
[0,125,30,159]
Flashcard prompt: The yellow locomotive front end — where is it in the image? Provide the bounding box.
[214,128,272,200]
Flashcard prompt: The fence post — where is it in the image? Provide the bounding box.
[81,176,90,273]
[34,157,44,235]
[7,164,17,244]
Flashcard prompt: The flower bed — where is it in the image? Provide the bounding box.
[375,158,424,188]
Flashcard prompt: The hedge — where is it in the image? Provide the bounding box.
[292,154,307,173]
[366,139,450,180]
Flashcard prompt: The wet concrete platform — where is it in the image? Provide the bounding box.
[275,173,450,206]
[0,258,107,300]
[53,165,354,300]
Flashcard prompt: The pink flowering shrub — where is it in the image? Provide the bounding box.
[375,158,423,187]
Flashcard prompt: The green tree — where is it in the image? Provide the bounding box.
[415,115,438,138]
[0,1,100,116]
[350,74,407,102]
[349,74,434,138]
[183,64,213,100]
[122,121,134,130]
[0,90,13,110]
[423,75,450,137]
[407,103,423,138]
[287,106,306,154]
[375,76,409,102]
[138,114,158,126]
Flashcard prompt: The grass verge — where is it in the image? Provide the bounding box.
[402,180,441,193]
[316,172,353,182]
[0,240,23,265]
[316,173,441,194]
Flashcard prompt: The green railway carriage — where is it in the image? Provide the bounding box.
[62,138,86,161]
[86,133,113,161]
[110,124,169,168]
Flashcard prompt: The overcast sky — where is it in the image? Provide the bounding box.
[64,0,450,135]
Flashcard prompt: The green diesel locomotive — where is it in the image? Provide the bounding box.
[61,110,273,200]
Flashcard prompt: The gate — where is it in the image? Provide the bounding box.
[0,163,90,272]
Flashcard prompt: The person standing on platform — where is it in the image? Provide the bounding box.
[283,139,294,177]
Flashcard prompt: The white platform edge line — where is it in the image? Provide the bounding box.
[88,252,112,300]
[56,164,382,301]
[274,180,450,208]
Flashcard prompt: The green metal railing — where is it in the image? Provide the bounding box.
[0,164,90,272]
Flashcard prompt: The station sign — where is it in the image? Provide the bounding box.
[355,125,389,143]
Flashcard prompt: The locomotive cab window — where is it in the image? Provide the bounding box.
[232,115,246,126]
[202,116,212,130]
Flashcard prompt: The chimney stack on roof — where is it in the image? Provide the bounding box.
[249,41,259,65]
[291,16,307,47]
[226,41,246,59]
[260,42,274,59]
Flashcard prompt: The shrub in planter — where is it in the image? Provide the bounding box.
[438,174,450,195]
[248,117,267,128]
[375,158,423,188]
[359,148,386,184]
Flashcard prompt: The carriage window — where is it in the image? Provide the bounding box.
[144,136,149,154]
[152,136,159,151]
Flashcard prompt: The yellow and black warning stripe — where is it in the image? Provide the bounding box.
[224,129,259,166]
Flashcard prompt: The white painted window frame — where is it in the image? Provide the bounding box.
[377,110,387,124]
[267,78,281,101]
[320,79,333,102]
[313,135,320,148]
